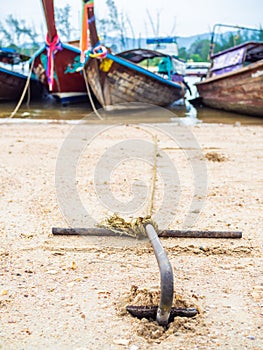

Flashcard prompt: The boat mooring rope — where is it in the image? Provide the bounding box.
[82,67,103,120]
[148,134,158,217]
[98,214,158,239]
[98,126,159,237]
[9,58,35,118]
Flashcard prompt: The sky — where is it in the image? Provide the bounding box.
[0,0,262,40]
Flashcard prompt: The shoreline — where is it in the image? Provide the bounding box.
[0,122,262,349]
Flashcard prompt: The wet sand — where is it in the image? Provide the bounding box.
[0,120,262,349]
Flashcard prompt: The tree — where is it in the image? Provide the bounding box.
[0,15,40,54]
[189,39,210,61]
[213,27,263,54]
[178,47,188,61]
[55,5,73,41]
[97,0,128,50]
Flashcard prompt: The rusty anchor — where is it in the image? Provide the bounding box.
[52,224,242,325]
[126,224,198,326]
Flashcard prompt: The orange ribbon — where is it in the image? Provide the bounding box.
[80,0,94,63]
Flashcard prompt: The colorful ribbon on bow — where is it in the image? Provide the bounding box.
[90,44,108,59]
[45,33,62,91]
[80,0,107,63]
[80,0,94,63]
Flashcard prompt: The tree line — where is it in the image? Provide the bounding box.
[0,1,134,56]
[179,29,263,62]
[0,3,262,62]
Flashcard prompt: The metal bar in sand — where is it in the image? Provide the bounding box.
[52,227,242,239]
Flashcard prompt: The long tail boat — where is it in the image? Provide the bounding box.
[0,48,45,102]
[81,0,185,109]
[31,0,87,105]
[195,24,263,117]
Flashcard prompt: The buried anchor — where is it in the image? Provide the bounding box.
[53,224,198,325]
[126,224,198,326]
[52,223,242,326]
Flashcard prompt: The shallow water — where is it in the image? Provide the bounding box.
[0,98,262,126]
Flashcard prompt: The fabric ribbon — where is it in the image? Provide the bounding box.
[80,0,94,63]
[90,44,108,59]
[45,34,62,91]
[80,0,108,62]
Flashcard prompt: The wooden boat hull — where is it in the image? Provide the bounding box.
[32,43,87,105]
[85,53,184,108]
[0,66,45,102]
[196,60,263,117]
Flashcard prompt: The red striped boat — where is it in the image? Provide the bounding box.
[31,0,88,105]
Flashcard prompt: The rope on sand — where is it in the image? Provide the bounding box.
[98,127,159,238]
[81,53,159,233]
[148,134,158,217]
[98,214,159,239]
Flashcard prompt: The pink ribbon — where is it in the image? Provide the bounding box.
[45,34,62,91]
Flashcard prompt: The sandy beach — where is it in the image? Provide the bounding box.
[0,120,262,349]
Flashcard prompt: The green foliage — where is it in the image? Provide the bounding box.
[178,47,187,60]
[1,7,262,62]
[178,39,210,62]
[213,28,263,54]
[189,54,203,62]
[189,38,210,61]
[139,57,162,67]
[178,27,263,62]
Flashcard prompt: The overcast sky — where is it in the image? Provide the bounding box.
[0,0,262,39]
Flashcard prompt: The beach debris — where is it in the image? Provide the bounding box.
[205,152,227,162]
[71,261,77,270]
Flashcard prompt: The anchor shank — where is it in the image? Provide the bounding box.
[145,224,174,326]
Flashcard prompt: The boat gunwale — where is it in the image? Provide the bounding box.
[210,40,263,59]
[196,59,263,86]
[103,52,183,91]
[0,65,39,81]
[117,48,183,62]
[29,42,81,66]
